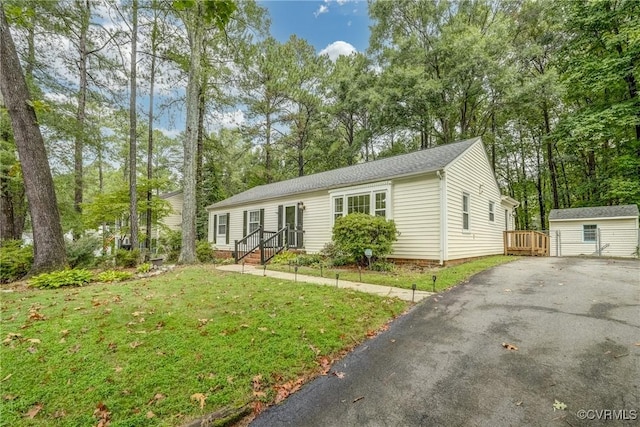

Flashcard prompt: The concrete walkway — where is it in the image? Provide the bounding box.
[215,264,433,302]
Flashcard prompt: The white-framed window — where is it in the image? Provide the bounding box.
[489,201,495,222]
[217,214,227,236]
[583,224,597,242]
[462,193,470,231]
[374,192,386,217]
[334,197,343,221]
[347,194,370,214]
[248,210,261,233]
[330,182,391,224]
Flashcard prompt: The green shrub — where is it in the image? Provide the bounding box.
[196,240,214,263]
[271,250,299,265]
[29,269,93,289]
[370,260,396,272]
[159,230,181,262]
[95,270,133,283]
[296,253,325,266]
[115,249,140,268]
[136,262,152,273]
[320,242,353,266]
[66,235,102,268]
[332,213,399,265]
[0,240,33,283]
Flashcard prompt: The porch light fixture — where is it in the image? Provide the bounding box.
[297,201,305,210]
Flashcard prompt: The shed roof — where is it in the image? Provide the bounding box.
[549,204,639,221]
[207,137,479,210]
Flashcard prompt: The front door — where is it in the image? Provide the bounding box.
[285,205,298,247]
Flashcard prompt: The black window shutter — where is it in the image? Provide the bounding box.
[297,205,304,247]
[243,210,247,236]
[213,214,217,244]
[260,208,265,227]
[225,213,230,244]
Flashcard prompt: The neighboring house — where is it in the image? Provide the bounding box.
[549,204,639,258]
[158,190,183,232]
[207,137,519,265]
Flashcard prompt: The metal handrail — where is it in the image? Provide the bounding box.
[261,226,288,264]
[234,226,262,263]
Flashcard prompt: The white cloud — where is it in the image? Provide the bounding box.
[314,5,329,18]
[319,41,357,61]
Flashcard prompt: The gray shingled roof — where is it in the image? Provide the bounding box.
[549,204,639,220]
[207,137,479,210]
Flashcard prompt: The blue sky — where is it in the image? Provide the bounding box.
[259,0,371,59]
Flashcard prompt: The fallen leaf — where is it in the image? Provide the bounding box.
[27,338,41,344]
[94,401,111,427]
[226,376,234,384]
[3,394,18,401]
[252,374,263,391]
[27,346,37,354]
[25,403,43,419]
[148,393,166,405]
[553,399,567,411]
[273,378,304,404]
[53,409,66,418]
[333,371,346,379]
[190,393,207,409]
[129,341,142,349]
[114,366,123,373]
[146,411,155,419]
[1,374,12,382]
[502,342,518,351]
[319,357,331,375]
[68,344,81,354]
[60,330,69,337]
[503,288,512,292]
[108,343,117,352]
[252,400,264,415]
[515,401,523,406]
[28,311,45,321]
[634,342,640,346]
[352,396,364,403]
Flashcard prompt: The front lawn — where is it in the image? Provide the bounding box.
[0,266,408,426]
[268,255,516,292]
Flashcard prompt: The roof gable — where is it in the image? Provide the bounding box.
[207,137,480,210]
[549,204,639,221]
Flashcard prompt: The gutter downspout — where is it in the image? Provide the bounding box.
[437,170,447,266]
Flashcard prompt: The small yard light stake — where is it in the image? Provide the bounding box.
[242,261,245,274]
[320,264,323,277]
[358,266,362,282]
[432,275,437,293]
[336,273,339,288]
[294,266,298,282]
[412,283,417,303]
[263,265,267,277]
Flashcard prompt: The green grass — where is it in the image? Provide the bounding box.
[0,266,408,426]
[268,255,516,292]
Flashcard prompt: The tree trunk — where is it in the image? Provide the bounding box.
[0,4,67,272]
[128,0,138,252]
[145,6,158,251]
[179,6,203,264]
[74,0,90,238]
[542,104,559,209]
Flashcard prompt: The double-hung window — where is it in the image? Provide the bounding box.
[217,214,227,236]
[374,192,386,217]
[462,193,470,231]
[583,224,597,242]
[334,197,343,221]
[248,210,261,233]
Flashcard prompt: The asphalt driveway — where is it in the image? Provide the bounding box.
[250,257,640,426]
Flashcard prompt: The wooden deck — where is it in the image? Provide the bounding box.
[504,230,549,256]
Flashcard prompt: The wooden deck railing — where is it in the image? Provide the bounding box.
[504,230,549,256]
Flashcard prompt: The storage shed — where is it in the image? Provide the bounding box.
[549,204,639,258]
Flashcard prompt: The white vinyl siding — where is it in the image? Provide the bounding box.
[160,192,183,231]
[445,141,506,259]
[549,218,639,257]
[390,175,440,261]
